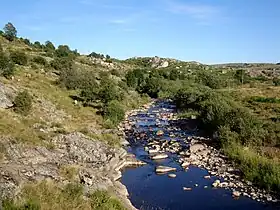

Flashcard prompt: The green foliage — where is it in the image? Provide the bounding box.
[0,51,15,78]
[103,100,125,126]
[23,38,31,46]
[3,22,17,41]
[51,57,73,71]
[249,96,280,104]
[169,69,180,80]
[90,190,125,210]
[45,41,55,51]
[32,56,47,66]
[33,41,42,49]
[0,30,3,36]
[14,90,33,115]
[98,79,120,104]
[56,45,73,58]
[174,87,263,146]
[2,199,40,210]
[139,77,161,98]
[88,52,105,59]
[3,181,124,210]
[222,140,280,192]
[10,51,28,65]
[196,70,226,89]
[125,69,145,88]
[234,69,250,84]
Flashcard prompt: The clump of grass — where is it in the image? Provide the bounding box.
[249,96,280,104]
[59,165,79,181]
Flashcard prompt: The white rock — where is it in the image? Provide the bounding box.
[152,153,168,160]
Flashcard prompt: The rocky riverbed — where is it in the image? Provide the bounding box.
[119,99,280,209]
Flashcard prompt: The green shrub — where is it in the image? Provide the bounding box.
[51,57,73,71]
[0,51,15,78]
[196,71,226,89]
[90,190,125,210]
[104,100,125,126]
[32,56,47,66]
[272,77,280,86]
[14,90,32,115]
[10,51,28,65]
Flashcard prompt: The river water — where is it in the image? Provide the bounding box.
[121,100,279,210]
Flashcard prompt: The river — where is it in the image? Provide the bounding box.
[121,100,279,210]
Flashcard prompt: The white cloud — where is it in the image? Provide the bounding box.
[166,0,222,23]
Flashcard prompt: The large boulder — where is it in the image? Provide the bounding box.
[0,83,14,109]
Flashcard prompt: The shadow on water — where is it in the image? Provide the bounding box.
[121,100,280,210]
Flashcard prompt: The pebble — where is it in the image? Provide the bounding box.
[183,187,192,191]
[168,174,177,178]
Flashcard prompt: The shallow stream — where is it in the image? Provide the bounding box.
[121,100,278,210]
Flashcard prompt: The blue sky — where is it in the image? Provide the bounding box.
[0,0,279,64]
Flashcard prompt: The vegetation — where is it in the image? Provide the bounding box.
[31,56,47,66]
[14,90,33,115]
[10,51,28,65]
[2,181,125,210]
[3,22,17,41]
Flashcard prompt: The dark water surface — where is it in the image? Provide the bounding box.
[121,100,279,210]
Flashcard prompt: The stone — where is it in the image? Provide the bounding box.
[204,175,211,179]
[156,166,176,173]
[212,180,221,188]
[183,187,192,191]
[168,174,176,178]
[152,153,168,160]
[232,191,241,197]
[181,162,190,168]
[0,83,14,109]
[190,144,205,153]
[156,130,164,136]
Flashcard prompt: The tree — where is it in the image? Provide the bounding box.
[45,41,55,51]
[0,30,3,36]
[104,100,125,125]
[56,45,71,58]
[98,79,119,104]
[3,22,17,41]
[169,69,180,80]
[23,38,31,46]
[33,41,42,49]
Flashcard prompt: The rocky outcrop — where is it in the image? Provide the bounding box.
[0,82,15,109]
[150,56,169,69]
[0,132,138,209]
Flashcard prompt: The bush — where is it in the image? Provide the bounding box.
[273,77,280,86]
[14,90,32,115]
[51,57,73,71]
[10,51,28,65]
[0,51,15,78]
[32,56,47,66]
[196,71,226,89]
[104,100,125,126]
